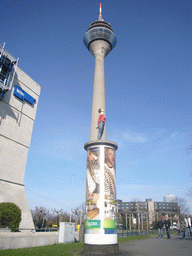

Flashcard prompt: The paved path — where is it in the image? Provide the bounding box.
[119,234,192,256]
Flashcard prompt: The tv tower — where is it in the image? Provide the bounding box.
[83,3,119,255]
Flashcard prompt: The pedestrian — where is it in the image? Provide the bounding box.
[157,217,164,239]
[96,108,106,140]
[184,214,191,239]
[177,220,180,235]
[164,216,171,239]
[180,220,187,239]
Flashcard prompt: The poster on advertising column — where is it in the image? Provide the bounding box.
[104,147,117,234]
[85,147,101,234]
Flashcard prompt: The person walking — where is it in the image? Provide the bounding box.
[164,216,171,239]
[180,220,187,239]
[157,217,164,239]
[184,214,191,239]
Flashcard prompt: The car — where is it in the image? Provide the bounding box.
[170,225,177,230]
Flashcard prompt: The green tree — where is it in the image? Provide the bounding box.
[0,202,21,232]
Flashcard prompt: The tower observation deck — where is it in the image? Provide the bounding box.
[84,20,117,52]
[83,3,117,141]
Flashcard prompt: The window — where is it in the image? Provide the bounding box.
[0,54,14,86]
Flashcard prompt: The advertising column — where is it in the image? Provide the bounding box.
[84,143,118,246]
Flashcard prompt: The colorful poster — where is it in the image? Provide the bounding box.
[86,147,100,222]
[104,147,116,221]
[85,220,101,229]
[103,220,117,229]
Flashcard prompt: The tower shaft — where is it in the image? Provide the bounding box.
[90,40,110,141]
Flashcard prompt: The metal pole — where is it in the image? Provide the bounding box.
[138,212,140,235]
[70,175,74,223]
[126,212,127,230]
[80,179,84,225]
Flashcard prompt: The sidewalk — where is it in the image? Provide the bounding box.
[119,234,192,256]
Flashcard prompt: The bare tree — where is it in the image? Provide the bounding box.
[60,211,71,222]
[74,206,81,226]
[177,197,190,215]
[73,204,86,225]
[52,208,64,226]
[187,170,192,198]
[187,188,192,198]
[187,135,192,196]
[31,207,49,227]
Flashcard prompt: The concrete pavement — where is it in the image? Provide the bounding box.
[119,234,192,256]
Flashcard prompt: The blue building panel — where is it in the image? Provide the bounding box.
[13,85,36,105]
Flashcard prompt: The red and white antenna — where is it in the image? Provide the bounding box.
[99,3,102,21]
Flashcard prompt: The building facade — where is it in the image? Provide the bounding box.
[163,194,177,203]
[0,45,41,230]
[117,198,179,225]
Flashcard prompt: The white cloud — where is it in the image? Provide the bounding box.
[122,131,147,143]
[109,128,147,145]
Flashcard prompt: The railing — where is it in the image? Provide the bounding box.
[35,227,58,232]
[117,229,158,238]
[1,226,158,236]
[0,227,58,232]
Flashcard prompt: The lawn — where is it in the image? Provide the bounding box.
[0,242,84,256]
[0,232,174,256]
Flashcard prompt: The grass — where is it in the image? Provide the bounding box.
[0,231,176,256]
[118,232,157,244]
[0,242,84,256]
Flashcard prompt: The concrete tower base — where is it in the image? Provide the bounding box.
[82,243,119,255]
[0,180,35,231]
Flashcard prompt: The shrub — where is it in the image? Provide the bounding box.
[0,202,21,232]
[152,220,158,230]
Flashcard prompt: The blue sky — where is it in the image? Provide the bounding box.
[1,0,192,212]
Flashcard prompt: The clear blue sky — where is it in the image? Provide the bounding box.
[2,0,192,212]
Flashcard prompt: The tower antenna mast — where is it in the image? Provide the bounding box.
[99,3,102,21]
